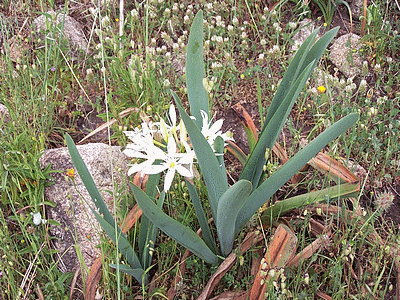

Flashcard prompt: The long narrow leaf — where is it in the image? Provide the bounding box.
[185,179,217,254]
[186,10,208,128]
[141,191,165,269]
[65,134,115,227]
[240,62,315,188]
[261,182,359,223]
[130,183,219,265]
[92,209,144,283]
[263,29,318,128]
[109,264,145,284]
[138,173,160,265]
[216,179,252,256]
[172,91,228,223]
[235,113,359,234]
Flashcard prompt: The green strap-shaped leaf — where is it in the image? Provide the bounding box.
[216,179,252,257]
[138,173,160,266]
[92,209,144,283]
[185,179,218,254]
[263,27,338,129]
[213,136,225,169]
[172,91,228,223]
[235,112,359,235]
[65,134,115,227]
[261,182,359,223]
[130,183,219,265]
[240,62,315,188]
[263,29,318,129]
[186,10,208,128]
[109,264,145,284]
[142,190,165,270]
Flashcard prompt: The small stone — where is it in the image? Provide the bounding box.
[0,104,10,123]
[330,33,363,78]
[33,11,88,53]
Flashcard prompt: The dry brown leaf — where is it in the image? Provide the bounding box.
[250,224,297,299]
[232,103,259,141]
[209,290,249,300]
[196,231,264,300]
[121,204,142,234]
[78,107,138,144]
[316,290,332,300]
[85,257,102,300]
[287,234,330,267]
[309,152,359,184]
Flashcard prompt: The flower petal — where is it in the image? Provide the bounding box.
[163,168,176,191]
[176,164,193,178]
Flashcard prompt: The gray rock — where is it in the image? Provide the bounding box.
[350,0,364,20]
[0,103,10,123]
[33,11,88,53]
[329,33,363,78]
[40,143,130,273]
[291,19,317,51]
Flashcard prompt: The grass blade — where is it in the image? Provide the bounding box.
[131,183,219,265]
[235,113,359,234]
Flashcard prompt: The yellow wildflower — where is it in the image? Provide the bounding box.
[317,86,326,94]
[66,168,75,178]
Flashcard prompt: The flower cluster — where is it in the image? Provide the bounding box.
[123,105,231,192]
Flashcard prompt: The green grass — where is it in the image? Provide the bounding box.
[0,0,399,298]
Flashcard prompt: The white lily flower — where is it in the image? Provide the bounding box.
[123,142,166,176]
[145,137,194,192]
[158,104,178,143]
[199,110,231,147]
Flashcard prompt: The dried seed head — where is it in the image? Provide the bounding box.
[375,191,394,211]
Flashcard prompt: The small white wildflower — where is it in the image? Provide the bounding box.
[216,36,223,43]
[101,15,110,27]
[131,9,139,19]
[224,37,229,42]
[367,107,377,117]
[100,66,106,73]
[374,63,381,73]
[260,39,267,46]
[163,8,171,17]
[227,25,234,32]
[31,212,47,225]
[241,31,247,39]
[232,17,239,25]
[163,79,170,88]
[172,3,178,11]
[206,2,213,9]
[288,22,297,30]
[184,15,190,24]
[273,22,282,32]
[211,61,222,69]
[259,53,265,60]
